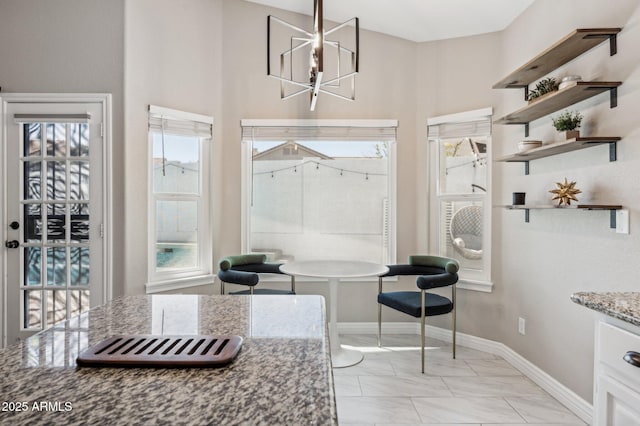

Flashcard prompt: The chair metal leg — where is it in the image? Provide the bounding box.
[421,289,426,374]
[250,286,254,295]
[452,283,457,359]
[377,303,382,347]
[291,276,296,293]
[221,280,225,295]
[377,277,382,347]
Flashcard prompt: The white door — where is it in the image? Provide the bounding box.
[3,98,109,344]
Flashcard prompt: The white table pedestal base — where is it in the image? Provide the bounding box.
[328,277,364,368]
[279,260,389,369]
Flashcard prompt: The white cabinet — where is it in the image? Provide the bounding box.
[594,321,640,425]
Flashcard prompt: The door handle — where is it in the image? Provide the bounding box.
[623,351,640,368]
[5,240,19,249]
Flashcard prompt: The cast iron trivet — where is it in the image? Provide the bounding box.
[76,335,243,367]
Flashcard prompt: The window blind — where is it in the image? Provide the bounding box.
[14,113,91,124]
[148,105,212,138]
[427,117,491,139]
[241,120,397,141]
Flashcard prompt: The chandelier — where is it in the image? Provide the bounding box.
[267,0,359,111]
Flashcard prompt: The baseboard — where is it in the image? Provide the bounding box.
[337,321,593,424]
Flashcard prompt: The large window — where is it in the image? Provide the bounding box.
[428,108,492,290]
[147,106,213,292]
[241,120,397,267]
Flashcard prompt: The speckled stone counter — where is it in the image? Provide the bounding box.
[0,295,337,425]
[571,292,640,328]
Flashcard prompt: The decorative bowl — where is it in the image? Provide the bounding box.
[518,140,543,152]
[559,75,582,90]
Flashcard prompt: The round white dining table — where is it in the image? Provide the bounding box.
[279,260,389,368]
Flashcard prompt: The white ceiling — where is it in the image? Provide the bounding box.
[245,0,534,42]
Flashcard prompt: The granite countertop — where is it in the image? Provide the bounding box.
[571,292,640,328]
[0,295,337,426]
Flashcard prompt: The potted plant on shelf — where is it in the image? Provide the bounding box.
[552,110,583,140]
[528,77,558,103]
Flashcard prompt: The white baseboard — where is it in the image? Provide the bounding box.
[337,321,593,425]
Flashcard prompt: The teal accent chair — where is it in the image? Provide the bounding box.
[217,254,295,295]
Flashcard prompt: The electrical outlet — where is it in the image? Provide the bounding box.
[518,317,526,335]
[616,209,630,234]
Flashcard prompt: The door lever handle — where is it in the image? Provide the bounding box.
[5,240,19,249]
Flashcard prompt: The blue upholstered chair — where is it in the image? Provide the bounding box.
[217,254,295,295]
[377,255,459,373]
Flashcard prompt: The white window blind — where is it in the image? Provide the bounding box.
[241,119,397,141]
[427,118,491,139]
[14,113,91,124]
[148,105,212,138]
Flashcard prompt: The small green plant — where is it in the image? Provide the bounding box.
[552,110,583,131]
[527,77,558,101]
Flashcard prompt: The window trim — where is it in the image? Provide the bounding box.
[240,119,397,272]
[146,106,213,293]
[427,108,493,292]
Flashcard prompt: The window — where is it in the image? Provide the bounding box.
[428,108,492,291]
[146,106,213,293]
[241,120,397,268]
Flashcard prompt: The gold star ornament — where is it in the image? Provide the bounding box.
[549,178,581,206]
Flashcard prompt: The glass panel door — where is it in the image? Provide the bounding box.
[4,101,104,343]
[21,121,91,330]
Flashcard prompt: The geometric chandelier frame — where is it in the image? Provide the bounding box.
[267,0,359,111]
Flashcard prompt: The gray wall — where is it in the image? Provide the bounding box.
[494,0,640,403]
[0,0,126,297]
[123,0,223,294]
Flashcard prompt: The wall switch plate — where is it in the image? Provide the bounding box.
[616,209,629,234]
[518,317,526,335]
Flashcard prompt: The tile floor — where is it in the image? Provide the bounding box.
[334,334,586,426]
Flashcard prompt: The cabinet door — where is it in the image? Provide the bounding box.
[595,374,640,426]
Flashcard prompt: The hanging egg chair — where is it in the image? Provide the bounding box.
[449,205,483,260]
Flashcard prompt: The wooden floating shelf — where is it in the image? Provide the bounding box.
[494,27,624,231]
[503,204,623,228]
[504,204,622,211]
[498,137,621,163]
[494,81,622,125]
[493,28,621,89]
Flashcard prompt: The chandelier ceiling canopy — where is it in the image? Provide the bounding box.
[267,0,359,111]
